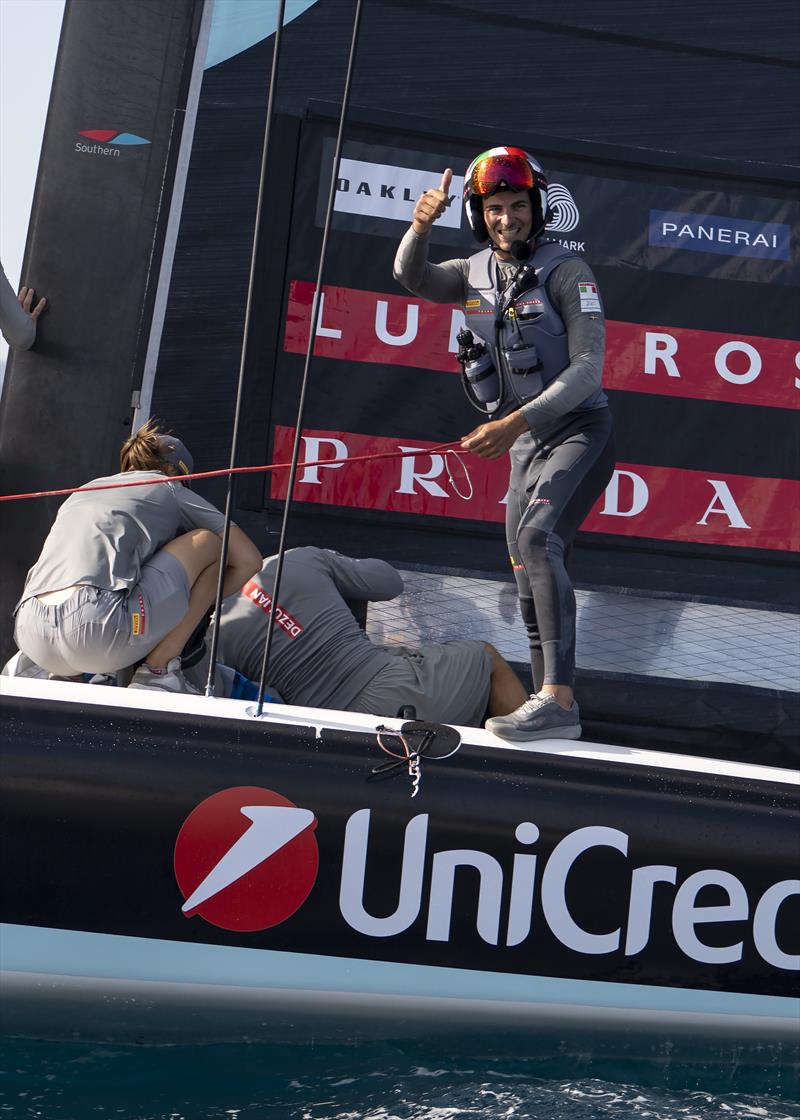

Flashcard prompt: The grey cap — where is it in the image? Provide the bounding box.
[159,434,194,479]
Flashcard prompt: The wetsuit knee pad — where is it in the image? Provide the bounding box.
[517,523,565,567]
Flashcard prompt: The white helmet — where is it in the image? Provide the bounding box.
[463,146,551,243]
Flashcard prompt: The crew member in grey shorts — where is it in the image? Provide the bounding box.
[14,420,261,691]
[213,547,527,726]
[394,146,616,742]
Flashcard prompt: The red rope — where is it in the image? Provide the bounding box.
[0,441,464,504]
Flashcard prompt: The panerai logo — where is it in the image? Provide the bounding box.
[649,209,790,261]
[75,129,151,157]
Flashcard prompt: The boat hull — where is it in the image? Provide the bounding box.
[1,680,798,1051]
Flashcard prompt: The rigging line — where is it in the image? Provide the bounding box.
[204,0,286,697]
[444,448,473,502]
[255,0,365,717]
[0,441,463,503]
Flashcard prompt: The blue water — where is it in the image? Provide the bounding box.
[2,1039,798,1119]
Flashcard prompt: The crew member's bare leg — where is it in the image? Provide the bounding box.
[142,529,221,670]
[144,528,257,670]
[485,642,528,716]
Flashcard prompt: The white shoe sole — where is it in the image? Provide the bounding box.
[486,722,582,743]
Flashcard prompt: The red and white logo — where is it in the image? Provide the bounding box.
[174,786,318,932]
[242,579,304,639]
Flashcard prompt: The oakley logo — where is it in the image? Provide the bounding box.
[174,787,319,932]
[334,157,464,229]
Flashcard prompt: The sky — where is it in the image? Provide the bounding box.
[0,0,65,366]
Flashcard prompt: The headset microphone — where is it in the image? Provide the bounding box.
[510,240,531,261]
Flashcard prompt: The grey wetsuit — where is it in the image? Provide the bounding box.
[394,229,615,689]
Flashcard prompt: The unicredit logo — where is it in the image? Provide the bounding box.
[174,793,798,972]
[174,786,318,932]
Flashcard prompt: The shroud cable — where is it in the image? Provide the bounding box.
[204,0,288,696]
[255,0,365,716]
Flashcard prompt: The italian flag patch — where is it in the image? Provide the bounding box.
[578,281,601,312]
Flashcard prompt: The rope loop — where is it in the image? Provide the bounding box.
[443,448,474,501]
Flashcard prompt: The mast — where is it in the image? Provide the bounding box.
[0,0,206,664]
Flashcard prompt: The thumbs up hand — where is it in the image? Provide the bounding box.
[411,168,454,235]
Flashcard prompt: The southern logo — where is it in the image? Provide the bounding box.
[75,129,151,158]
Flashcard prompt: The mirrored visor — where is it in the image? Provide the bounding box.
[469,154,534,198]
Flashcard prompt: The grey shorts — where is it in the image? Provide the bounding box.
[348,640,492,727]
[14,549,190,676]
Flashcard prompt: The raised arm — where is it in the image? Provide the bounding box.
[1,261,45,351]
[392,168,468,305]
[411,168,453,237]
[223,524,262,596]
[175,485,261,593]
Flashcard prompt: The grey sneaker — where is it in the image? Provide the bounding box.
[128,656,199,694]
[485,693,581,742]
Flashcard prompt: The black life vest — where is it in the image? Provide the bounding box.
[460,240,604,418]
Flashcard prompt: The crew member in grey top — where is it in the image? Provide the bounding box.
[0,259,46,351]
[213,547,527,726]
[14,419,261,692]
[394,146,616,743]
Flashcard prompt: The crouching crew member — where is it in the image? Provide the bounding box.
[210,546,527,726]
[13,420,261,692]
[394,146,615,742]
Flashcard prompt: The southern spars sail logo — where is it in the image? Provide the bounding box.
[174,786,319,932]
[75,129,151,158]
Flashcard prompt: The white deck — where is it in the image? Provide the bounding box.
[2,673,798,787]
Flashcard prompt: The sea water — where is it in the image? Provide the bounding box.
[1,1037,798,1119]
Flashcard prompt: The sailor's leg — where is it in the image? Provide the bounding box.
[516,413,615,701]
[506,481,545,691]
[484,641,528,716]
[138,528,223,670]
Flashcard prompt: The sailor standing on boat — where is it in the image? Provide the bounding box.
[13,420,261,692]
[210,546,527,725]
[394,147,615,742]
